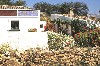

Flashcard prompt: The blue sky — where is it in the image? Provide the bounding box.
[18,0,100,14]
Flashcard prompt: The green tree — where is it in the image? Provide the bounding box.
[0,0,12,5]
[33,2,88,16]
[59,2,70,14]
[73,2,89,16]
[33,2,52,16]
[0,0,26,6]
[51,4,61,14]
[14,0,26,6]
[60,2,89,16]
[71,19,87,36]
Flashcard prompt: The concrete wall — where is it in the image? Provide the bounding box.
[0,17,48,51]
[0,17,39,32]
[0,32,48,51]
[39,21,46,32]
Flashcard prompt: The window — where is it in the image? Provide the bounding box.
[40,24,43,28]
[8,20,20,31]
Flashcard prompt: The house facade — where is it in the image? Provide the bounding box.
[0,5,48,51]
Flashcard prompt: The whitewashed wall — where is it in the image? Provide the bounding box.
[0,17,48,51]
[39,21,46,32]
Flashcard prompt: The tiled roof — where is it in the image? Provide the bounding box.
[0,5,32,9]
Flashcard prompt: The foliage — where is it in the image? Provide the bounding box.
[45,22,55,31]
[59,2,89,16]
[73,2,89,16]
[59,2,69,14]
[0,0,12,5]
[47,31,75,51]
[71,19,87,36]
[74,28,100,47]
[40,12,50,21]
[51,4,61,14]
[13,0,26,6]
[33,1,88,16]
[33,2,52,16]
[0,0,26,6]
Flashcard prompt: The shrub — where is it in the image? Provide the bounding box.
[71,19,87,36]
[74,28,100,47]
[47,31,75,50]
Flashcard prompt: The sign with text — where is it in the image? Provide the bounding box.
[18,10,38,16]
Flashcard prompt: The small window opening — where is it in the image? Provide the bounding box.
[40,24,43,28]
[8,20,20,31]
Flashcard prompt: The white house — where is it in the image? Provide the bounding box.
[0,5,48,51]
